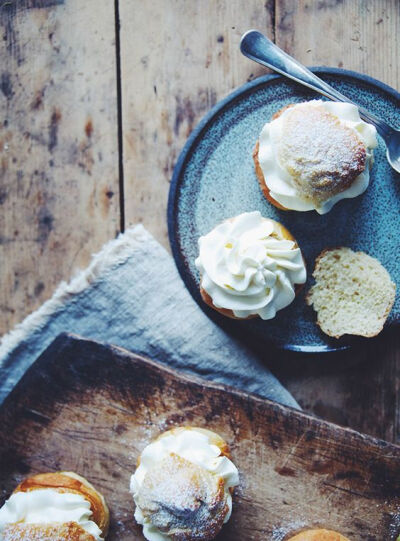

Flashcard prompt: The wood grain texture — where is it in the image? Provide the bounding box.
[272,330,400,445]
[275,0,400,90]
[1,334,400,541]
[119,0,273,247]
[0,0,120,335]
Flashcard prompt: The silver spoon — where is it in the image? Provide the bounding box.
[240,30,400,174]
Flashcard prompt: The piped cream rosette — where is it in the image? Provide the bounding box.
[195,211,306,320]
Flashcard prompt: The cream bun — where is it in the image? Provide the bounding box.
[130,426,239,541]
[254,100,377,214]
[195,211,306,320]
[0,471,109,540]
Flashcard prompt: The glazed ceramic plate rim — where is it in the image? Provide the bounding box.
[167,67,400,354]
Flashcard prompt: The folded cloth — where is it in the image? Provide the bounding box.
[0,225,299,409]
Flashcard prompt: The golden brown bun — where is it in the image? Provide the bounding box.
[137,453,228,541]
[2,521,96,540]
[136,427,234,541]
[13,471,109,538]
[254,102,367,210]
[286,529,351,541]
[199,217,304,320]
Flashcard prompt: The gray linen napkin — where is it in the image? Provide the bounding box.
[0,225,299,409]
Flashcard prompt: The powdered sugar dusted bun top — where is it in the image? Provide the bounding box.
[258,100,377,214]
[195,211,306,320]
[130,427,239,541]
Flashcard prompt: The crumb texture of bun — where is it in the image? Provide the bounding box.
[307,247,396,338]
[286,529,351,541]
[2,521,96,540]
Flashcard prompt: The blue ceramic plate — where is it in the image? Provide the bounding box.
[168,68,400,353]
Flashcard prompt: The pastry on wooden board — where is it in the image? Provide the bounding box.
[130,426,239,541]
[253,100,377,214]
[307,247,396,338]
[195,210,306,320]
[0,471,109,540]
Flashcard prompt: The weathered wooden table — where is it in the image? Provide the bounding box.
[1,1,399,443]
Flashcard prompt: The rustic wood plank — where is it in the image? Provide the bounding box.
[273,332,399,445]
[274,0,400,444]
[0,0,120,335]
[275,0,400,90]
[119,0,274,247]
[1,334,399,540]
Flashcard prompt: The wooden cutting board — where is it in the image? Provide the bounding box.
[0,334,399,540]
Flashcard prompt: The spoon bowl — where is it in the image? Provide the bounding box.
[386,129,400,172]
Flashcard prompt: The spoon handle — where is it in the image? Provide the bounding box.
[240,30,393,139]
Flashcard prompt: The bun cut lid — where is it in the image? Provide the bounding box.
[307,247,396,338]
[257,100,377,214]
[278,102,366,203]
[136,453,228,540]
[286,529,351,541]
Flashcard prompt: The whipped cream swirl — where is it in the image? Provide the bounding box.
[195,211,306,320]
[130,428,239,541]
[0,489,103,540]
[258,100,378,214]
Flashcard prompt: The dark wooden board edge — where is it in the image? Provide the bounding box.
[1,332,399,457]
